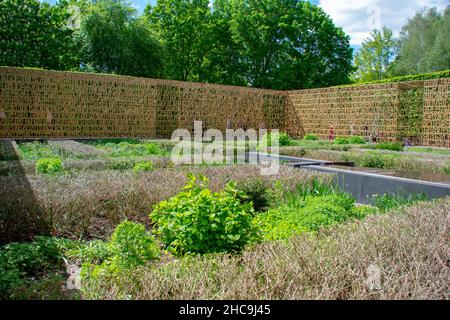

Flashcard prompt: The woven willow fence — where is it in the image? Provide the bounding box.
[0,67,286,139]
[0,67,448,147]
[288,79,449,147]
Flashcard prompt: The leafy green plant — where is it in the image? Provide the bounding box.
[0,237,78,297]
[349,136,366,144]
[35,158,63,174]
[237,179,269,212]
[254,193,367,241]
[373,193,427,213]
[334,137,350,145]
[375,141,404,151]
[96,141,165,157]
[253,180,371,241]
[259,131,291,149]
[150,174,258,255]
[133,161,154,173]
[68,221,159,280]
[108,221,160,270]
[444,165,450,174]
[303,134,319,141]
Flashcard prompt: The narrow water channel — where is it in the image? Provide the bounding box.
[330,166,450,185]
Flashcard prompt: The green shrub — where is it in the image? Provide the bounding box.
[349,136,366,144]
[444,165,450,174]
[375,141,404,151]
[334,137,350,145]
[108,221,160,270]
[259,131,291,148]
[68,221,159,279]
[18,142,56,160]
[254,193,366,241]
[35,158,63,174]
[237,179,269,212]
[150,174,258,255]
[373,193,427,213]
[0,237,77,296]
[303,134,319,141]
[133,161,154,173]
[99,142,164,157]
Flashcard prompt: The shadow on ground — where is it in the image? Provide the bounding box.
[0,140,48,245]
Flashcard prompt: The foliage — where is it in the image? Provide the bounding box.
[18,142,57,160]
[303,134,319,141]
[96,142,165,157]
[353,27,397,82]
[334,137,350,145]
[35,158,64,174]
[375,141,404,152]
[0,0,77,70]
[254,183,371,241]
[69,221,159,278]
[133,162,154,174]
[150,174,258,255]
[0,237,77,297]
[236,179,269,212]
[373,193,427,213]
[392,7,450,76]
[349,136,366,145]
[211,0,353,89]
[77,0,163,78]
[146,0,211,81]
[397,87,424,141]
[348,70,450,85]
[444,165,450,174]
[259,131,291,149]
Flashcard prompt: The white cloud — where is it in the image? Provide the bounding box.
[319,0,449,46]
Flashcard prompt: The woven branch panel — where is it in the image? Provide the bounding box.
[288,84,400,142]
[0,67,286,139]
[288,81,449,147]
[421,78,450,147]
[0,67,448,147]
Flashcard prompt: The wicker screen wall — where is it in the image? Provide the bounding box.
[0,67,286,139]
[0,67,448,147]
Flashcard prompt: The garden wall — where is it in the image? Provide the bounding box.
[0,67,286,139]
[288,79,449,147]
[0,67,448,147]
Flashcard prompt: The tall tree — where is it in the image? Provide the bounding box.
[209,0,353,89]
[77,0,163,78]
[145,0,212,81]
[0,0,78,70]
[392,7,450,75]
[353,27,396,82]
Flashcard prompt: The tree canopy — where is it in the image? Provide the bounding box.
[77,0,163,78]
[392,7,450,75]
[1,0,448,89]
[353,27,396,82]
[0,0,77,70]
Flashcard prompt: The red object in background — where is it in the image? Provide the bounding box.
[328,126,335,140]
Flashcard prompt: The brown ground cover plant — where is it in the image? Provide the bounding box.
[0,165,329,243]
[81,200,449,300]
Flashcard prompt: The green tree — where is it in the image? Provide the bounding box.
[0,0,78,70]
[353,27,396,82]
[145,0,212,81]
[210,0,353,89]
[77,0,163,78]
[392,7,450,75]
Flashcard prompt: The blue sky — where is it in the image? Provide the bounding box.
[42,0,447,48]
